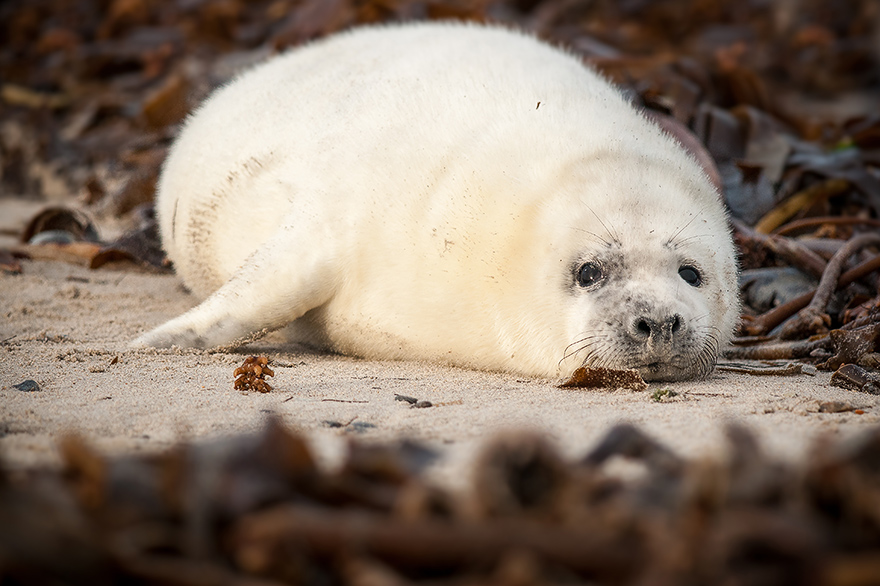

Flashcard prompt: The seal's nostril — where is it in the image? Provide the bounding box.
[634,315,682,342]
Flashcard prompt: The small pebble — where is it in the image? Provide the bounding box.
[347,421,377,433]
[819,401,853,414]
[13,379,41,392]
[831,364,880,395]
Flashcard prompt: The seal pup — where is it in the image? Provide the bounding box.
[133,22,740,381]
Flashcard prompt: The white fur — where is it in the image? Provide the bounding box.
[134,22,739,381]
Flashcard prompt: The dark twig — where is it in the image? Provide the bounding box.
[773,216,880,237]
[774,234,880,339]
[723,337,832,361]
[321,399,370,404]
[753,178,851,234]
[743,243,880,336]
[715,362,815,375]
[733,218,827,278]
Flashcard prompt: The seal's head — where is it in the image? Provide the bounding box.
[551,154,740,382]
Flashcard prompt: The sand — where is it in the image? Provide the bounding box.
[2,207,879,485]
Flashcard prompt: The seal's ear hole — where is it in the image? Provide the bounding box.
[576,262,604,288]
[678,265,702,287]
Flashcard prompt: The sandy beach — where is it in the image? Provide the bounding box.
[2,225,878,484]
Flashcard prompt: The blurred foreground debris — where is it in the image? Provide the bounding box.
[3,419,880,585]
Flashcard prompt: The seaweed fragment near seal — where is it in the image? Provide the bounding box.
[233,355,274,393]
[559,366,648,391]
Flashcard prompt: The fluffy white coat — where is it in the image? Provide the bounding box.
[135,22,739,381]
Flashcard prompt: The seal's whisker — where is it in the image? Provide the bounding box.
[671,232,717,247]
[666,207,706,247]
[586,205,621,246]
[562,333,604,355]
[559,332,614,367]
[568,227,613,247]
[560,338,597,365]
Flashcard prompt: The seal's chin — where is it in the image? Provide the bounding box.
[572,338,719,382]
[631,355,714,382]
[635,362,691,382]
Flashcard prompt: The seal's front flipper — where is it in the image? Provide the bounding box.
[132,223,338,349]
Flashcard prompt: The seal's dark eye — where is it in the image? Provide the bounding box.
[576,262,604,288]
[679,265,701,287]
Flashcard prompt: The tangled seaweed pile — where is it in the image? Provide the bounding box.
[2,419,879,585]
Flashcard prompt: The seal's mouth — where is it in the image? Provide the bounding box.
[638,362,674,379]
[631,357,692,381]
[574,340,719,382]
[631,356,715,382]
[633,358,680,371]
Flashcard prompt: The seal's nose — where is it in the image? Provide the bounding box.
[631,314,682,348]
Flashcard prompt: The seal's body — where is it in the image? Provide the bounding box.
[134,22,739,381]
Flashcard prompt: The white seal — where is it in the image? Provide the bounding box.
[134,22,739,381]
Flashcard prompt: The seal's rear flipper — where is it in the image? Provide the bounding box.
[132,222,338,349]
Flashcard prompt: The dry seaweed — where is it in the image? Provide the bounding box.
[559,366,648,391]
[233,355,275,393]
